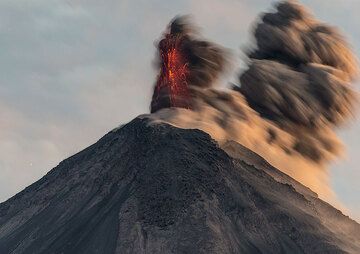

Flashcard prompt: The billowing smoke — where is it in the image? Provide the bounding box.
[147,1,358,204]
[239,0,358,164]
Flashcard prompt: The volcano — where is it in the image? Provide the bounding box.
[0,117,359,254]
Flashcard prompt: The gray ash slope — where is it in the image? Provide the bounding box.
[0,117,359,254]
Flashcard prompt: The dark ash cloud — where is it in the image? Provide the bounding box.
[239,0,358,128]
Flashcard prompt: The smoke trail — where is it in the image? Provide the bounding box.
[147,1,358,203]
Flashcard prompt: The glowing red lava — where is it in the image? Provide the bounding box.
[151,34,191,113]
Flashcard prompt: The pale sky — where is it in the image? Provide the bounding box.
[0,0,359,219]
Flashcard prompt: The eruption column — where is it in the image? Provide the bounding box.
[151,34,191,113]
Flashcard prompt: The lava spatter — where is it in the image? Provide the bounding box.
[151,33,191,113]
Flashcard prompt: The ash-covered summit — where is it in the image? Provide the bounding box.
[0,117,359,254]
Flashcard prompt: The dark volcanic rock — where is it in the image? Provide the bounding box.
[0,117,359,254]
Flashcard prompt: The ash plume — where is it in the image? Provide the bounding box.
[238,0,358,164]
[168,16,229,89]
[239,0,358,127]
[148,1,358,203]
[150,15,229,113]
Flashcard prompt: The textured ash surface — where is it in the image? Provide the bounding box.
[0,117,359,254]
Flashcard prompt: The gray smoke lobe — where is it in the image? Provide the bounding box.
[175,18,230,89]
[238,0,359,163]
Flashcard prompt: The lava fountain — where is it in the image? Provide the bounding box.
[150,24,191,113]
[150,16,229,113]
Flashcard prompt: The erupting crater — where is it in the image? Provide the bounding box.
[150,31,192,113]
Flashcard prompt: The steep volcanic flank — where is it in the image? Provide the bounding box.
[0,117,359,254]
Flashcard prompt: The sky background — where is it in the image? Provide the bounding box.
[1,0,359,219]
